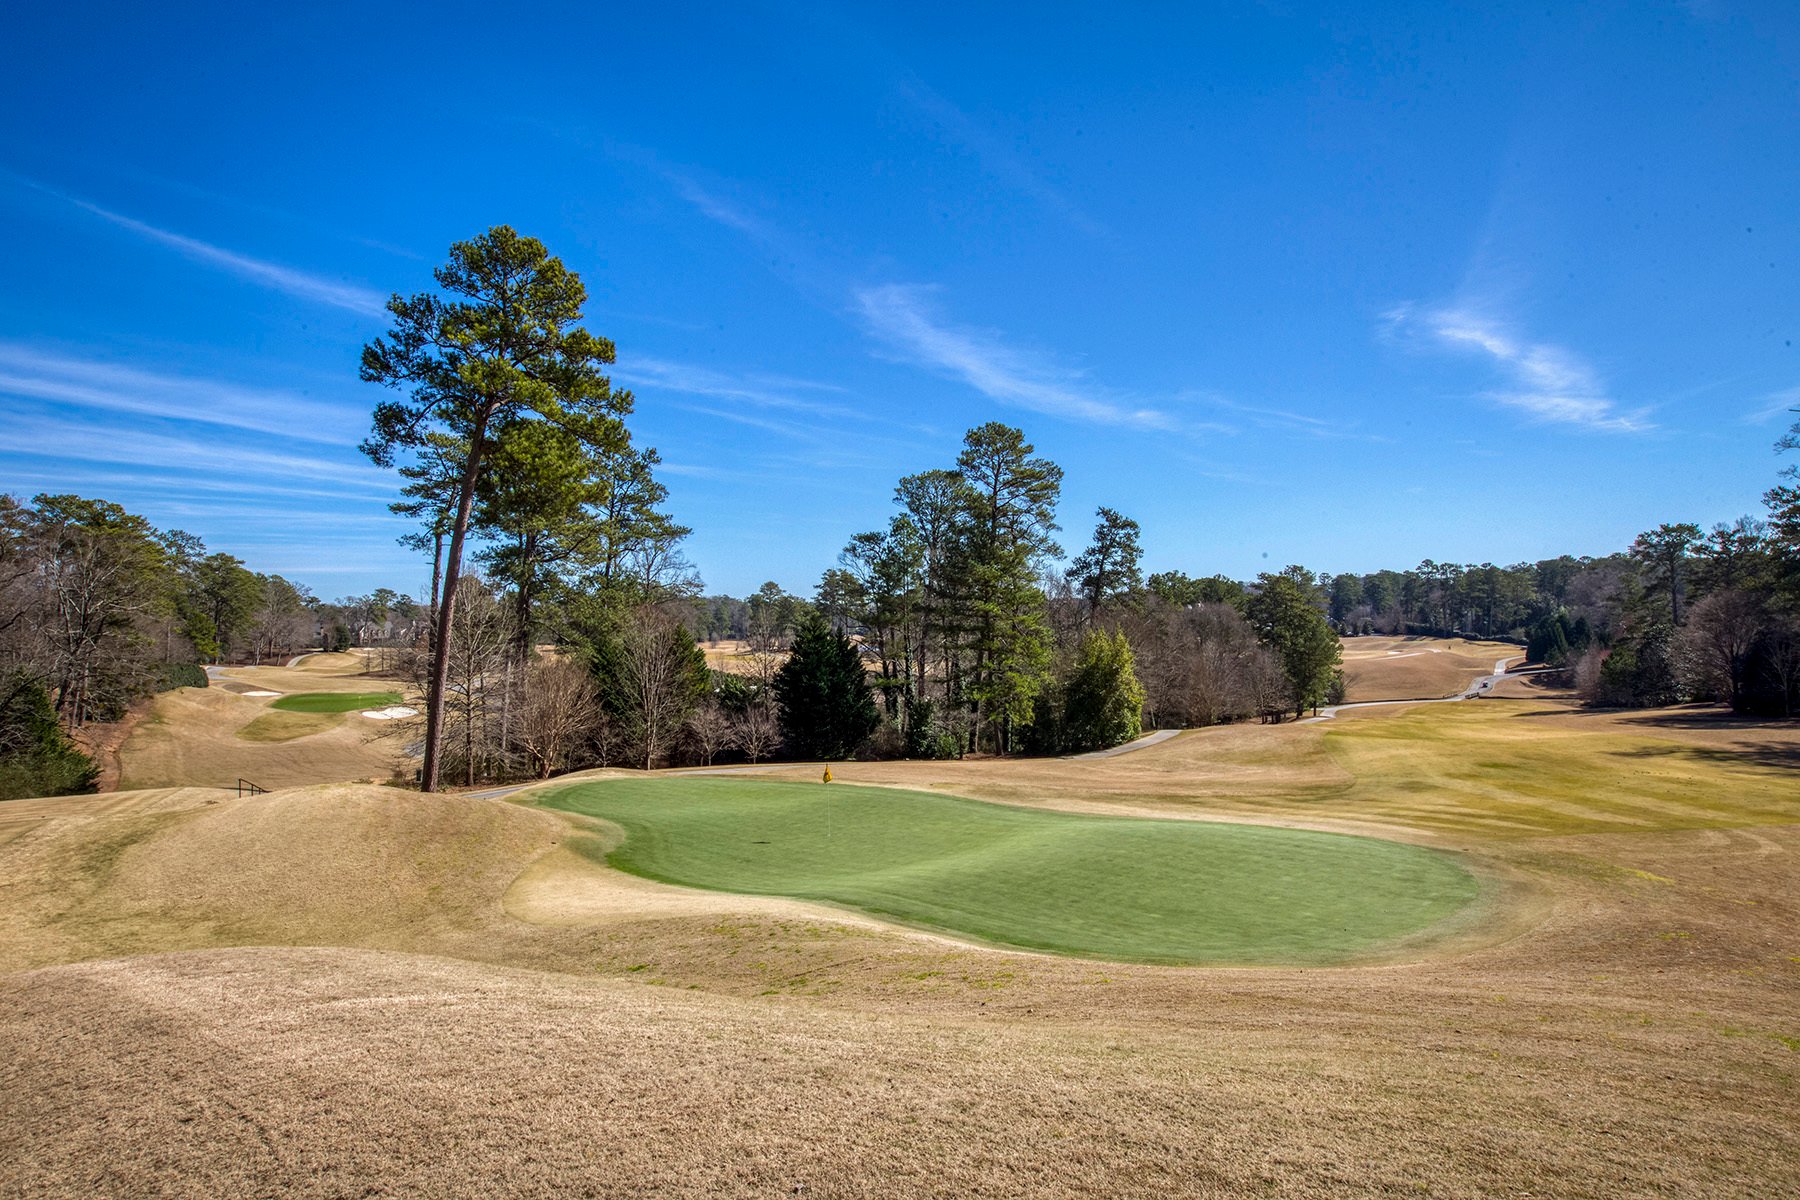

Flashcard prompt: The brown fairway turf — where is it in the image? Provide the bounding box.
[2,691,1798,1197]
[1339,635,1522,701]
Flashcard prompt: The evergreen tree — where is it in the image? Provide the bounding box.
[361,226,634,791]
[1070,506,1143,616]
[0,671,98,801]
[189,553,262,661]
[1246,574,1343,719]
[1061,629,1145,752]
[774,616,879,759]
[1630,523,1703,626]
[952,423,1063,754]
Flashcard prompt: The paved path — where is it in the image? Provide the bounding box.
[466,784,533,800]
[1069,728,1184,759]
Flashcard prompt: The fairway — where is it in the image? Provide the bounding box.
[269,691,403,713]
[539,777,1482,964]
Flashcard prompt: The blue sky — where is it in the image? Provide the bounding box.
[3,2,1796,601]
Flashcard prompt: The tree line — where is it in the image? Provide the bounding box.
[1275,501,1799,716]
[15,226,1795,800]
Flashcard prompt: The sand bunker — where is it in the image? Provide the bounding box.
[361,706,418,720]
[243,690,281,697]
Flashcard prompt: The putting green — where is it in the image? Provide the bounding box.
[539,777,1484,965]
[269,691,403,713]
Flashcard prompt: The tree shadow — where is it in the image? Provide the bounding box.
[1611,708,1799,732]
[1519,703,1797,730]
[1606,740,1800,770]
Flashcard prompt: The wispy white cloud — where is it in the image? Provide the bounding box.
[0,342,366,443]
[668,176,784,246]
[1171,452,1270,485]
[72,196,390,316]
[0,415,394,491]
[895,76,1107,239]
[620,355,941,458]
[91,164,427,261]
[1385,303,1650,433]
[1743,386,1800,425]
[0,466,386,506]
[15,174,388,316]
[855,284,1171,431]
[615,356,850,416]
[1180,392,1380,442]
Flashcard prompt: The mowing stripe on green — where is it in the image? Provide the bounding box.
[268,691,403,713]
[538,777,1483,965]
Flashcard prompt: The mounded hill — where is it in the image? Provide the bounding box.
[116,653,414,791]
[0,784,566,973]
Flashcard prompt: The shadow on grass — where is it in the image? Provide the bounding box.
[1516,703,1798,730]
[1606,741,1800,770]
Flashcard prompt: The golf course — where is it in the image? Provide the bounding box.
[3,660,1797,1198]
[541,776,1482,963]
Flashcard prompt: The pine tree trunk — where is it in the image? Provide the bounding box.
[421,427,487,793]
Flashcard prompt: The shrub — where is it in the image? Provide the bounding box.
[0,673,99,801]
[157,661,208,691]
[902,698,963,760]
[1061,629,1146,753]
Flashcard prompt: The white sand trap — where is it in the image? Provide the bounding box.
[361,706,419,720]
[243,690,281,697]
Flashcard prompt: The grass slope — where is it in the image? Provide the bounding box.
[540,777,1480,964]
[270,691,401,713]
[1314,702,1800,837]
[237,710,344,742]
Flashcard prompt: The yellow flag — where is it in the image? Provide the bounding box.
[822,767,833,784]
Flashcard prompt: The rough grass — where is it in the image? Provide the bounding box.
[1311,702,1800,837]
[269,690,403,713]
[6,684,1800,1198]
[0,784,566,973]
[236,710,344,743]
[540,777,1481,964]
[7,939,1797,1200]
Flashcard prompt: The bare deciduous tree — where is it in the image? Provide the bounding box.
[516,658,600,778]
[732,697,780,763]
[438,577,515,787]
[1676,590,1764,709]
[684,697,737,766]
[608,606,707,770]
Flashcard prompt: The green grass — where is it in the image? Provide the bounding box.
[269,691,402,714]
[538,777,1482,965]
